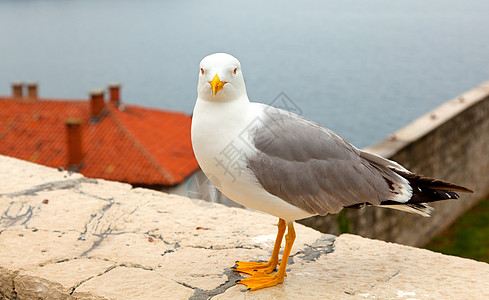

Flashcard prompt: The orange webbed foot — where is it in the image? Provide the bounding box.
[232,260,278,275]
[232,219,294,291]
[235,271,286,290]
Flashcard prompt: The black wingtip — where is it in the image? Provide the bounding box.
[393,169,474,194]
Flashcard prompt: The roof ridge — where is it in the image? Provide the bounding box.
[106,107,176,184]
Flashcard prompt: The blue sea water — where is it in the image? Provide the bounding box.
[1,0,488,148]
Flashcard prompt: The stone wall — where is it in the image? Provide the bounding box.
[299,80,489,246]
[1,155,489,299]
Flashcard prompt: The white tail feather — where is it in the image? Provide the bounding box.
[375,204,433,217]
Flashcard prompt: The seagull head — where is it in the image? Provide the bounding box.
[197,53,247,102]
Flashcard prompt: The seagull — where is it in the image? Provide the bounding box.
[191,53,473,290]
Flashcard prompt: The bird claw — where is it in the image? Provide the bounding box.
[233,260,276,275]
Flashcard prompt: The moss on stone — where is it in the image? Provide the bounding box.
[426,199,489,263]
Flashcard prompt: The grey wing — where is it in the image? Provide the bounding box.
[247,104,403,215]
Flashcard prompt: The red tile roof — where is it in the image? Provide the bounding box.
[0,96,199,186]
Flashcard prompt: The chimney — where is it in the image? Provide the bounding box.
[27,82,38,99]
[65,118,84,170]
[108,82,121,106]
[11,82,23,98]
[90,89,105,120]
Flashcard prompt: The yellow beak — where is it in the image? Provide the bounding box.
[209,74,226,95]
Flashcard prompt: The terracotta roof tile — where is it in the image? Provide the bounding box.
[0,96,199,186]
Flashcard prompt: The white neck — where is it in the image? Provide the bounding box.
[191,95,253,179]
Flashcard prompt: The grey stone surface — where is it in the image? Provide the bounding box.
[1,155,489,299]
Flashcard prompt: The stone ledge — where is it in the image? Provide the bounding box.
[1,155,489,299]
[364,79,489,158]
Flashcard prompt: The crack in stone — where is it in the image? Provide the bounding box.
[1,178,95,198]
[235,244,265,250]
[0,201,36,228]
[19,207,34,226]
[382,250,412,285]
[294,234,336,262]
[183,240,272,251]
[145,231,171,245]
[119,263,154,271]
[68,262,163,296]
[30,227,75,235]
[384,269,401,283]
[0,291,11,300]
[128,203,144,215]
[69,265,117,296]
[79,230,112,257]
[36,256,81,268]
[73,184,122,203]
[0,178,99,230]
[78,201,115,241]
[185,244,260,251]
[84,256,155,272]
[82,229,175,248]
[369,249,412,292]
[178,268,244,300]
[10,270,20,300]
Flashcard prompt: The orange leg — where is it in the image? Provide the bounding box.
[236,222,296,290]
[233,218,286,275]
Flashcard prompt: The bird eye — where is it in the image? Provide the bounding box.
[233,68,237,74]
[200,68,204,75]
